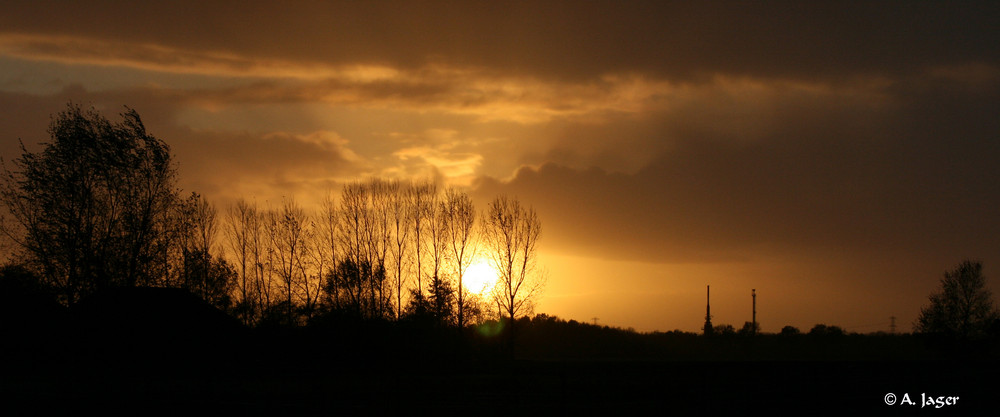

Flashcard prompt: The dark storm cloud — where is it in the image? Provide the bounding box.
[2,1,997,83]
[3,1,998,263]
[474,72,1000,264]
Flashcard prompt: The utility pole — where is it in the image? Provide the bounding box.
[752,288,757,335]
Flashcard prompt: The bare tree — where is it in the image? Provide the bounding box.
[337,182,368,316]
[367,179,393,316]
[315,193,340,311]
[441,187,478,328]
[250,201,274,320]
[225,198,260,324]
[410,181,436,296]
[387,180,414,320]
[174,193,234,309]
[481,195,544,328]
[265,199,310,325]
[426,188,453,320]
[335,180,394,319]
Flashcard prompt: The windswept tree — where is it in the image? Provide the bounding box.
[916,260,999,339]
[0,104,180,305]
[480,195,544,328]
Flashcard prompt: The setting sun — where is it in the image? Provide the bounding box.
[462,260,497,295]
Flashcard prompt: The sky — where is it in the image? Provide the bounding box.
[2,1,999,333]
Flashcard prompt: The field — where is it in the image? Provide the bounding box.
[3,317,996,415]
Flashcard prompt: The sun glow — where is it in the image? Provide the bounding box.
[462,260,497,295]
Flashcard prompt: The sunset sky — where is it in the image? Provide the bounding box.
[2,1,999,333]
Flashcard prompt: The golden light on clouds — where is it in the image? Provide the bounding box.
[392,146,483,186]
[2,1,999,333]
[0,32,404,82]
[0,33,700,125]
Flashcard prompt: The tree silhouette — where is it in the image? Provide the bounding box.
[780,325,801,336]
[174,193,235,311]
[410,181,436,296]
[224,198,263,325]
[1,103,180,305]
[738,321,760,336]
[387,180,413,320]
[404,273,457,326]
[337,180,395,319]
[265,199,315,324]
[480,195,544,340]
[440,187,478,329]
[916,260,999,339]
[808,324,844,337]
[713,324,736,335]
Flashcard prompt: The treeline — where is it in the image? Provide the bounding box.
[0,103,544,330]
[515,314,952,361]
[219,180,537,328]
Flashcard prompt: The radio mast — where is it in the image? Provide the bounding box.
[703,285,713,335]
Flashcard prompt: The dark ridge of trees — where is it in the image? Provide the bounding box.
[808,323,845,337]
[511,315,955,361]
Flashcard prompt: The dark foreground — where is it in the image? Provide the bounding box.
[1,288,996,415]
[3,353,994,415]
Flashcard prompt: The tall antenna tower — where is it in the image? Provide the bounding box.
[752,288,757,335]
[890,316,896,334]
[703,285,713,335]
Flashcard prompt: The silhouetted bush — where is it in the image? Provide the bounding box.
[780,325,801,336]
[738,321,760,336]
[713,323,736,336]
[808,324,845,337]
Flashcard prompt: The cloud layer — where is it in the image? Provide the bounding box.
[2,2,999,331]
